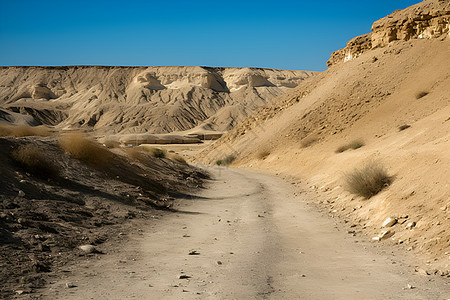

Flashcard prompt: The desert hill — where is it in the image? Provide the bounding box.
[198,0,450,272]
[0,66,315,141]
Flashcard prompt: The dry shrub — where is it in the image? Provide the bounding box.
[0,124,52,137]
[301,136,317,148]
[216,155,236,166]
[257,149,271,160]
[336,139,364,153]
[139,147,166,158]
[125,147,145,160]
[12,144,59,178]
[59,133,113,168]
[168,153,187,164]
[345,161,392,199]
[415,91,429,99]
[398,124,411,131]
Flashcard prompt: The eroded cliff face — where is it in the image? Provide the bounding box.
[0,66,315,135]
[327,0,450,67]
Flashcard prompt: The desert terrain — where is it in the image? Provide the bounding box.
[1,0,449,299]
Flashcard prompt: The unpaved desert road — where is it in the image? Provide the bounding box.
[42,167,449,299]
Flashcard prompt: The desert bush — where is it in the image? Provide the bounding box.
[415,91,428,99]
[336,139,365,153]
[345,161,391,199]
[59,133,113,168]
[398,124,411,131]
[301,136,317,148]
[217,155,236,166]
[136,146,167,158]
[0,124,52,137]
[125,147,145,160]
[257,149,271,160]
[12,144,59,178]
[168,153,187,164]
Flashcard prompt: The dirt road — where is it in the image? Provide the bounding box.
[41,167,449,299]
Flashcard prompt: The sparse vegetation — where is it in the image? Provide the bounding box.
[216,155,236,166]
[12,144,59,178]
[398,124,411,131]
[415,91,429,99]
[257,149,271,160]
[301,136,318,148]
[336,139,365,153]
[0,124,52,137]
[345,161,392,199]
[168,153,187,164]
[59,133,113,168]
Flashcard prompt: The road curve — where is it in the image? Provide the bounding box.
[42,166,449,299]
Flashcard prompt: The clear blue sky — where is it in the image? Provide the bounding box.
[0,0,422,71]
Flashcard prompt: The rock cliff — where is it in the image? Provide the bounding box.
[327,0,450,67]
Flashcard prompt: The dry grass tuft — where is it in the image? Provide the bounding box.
[168,153,187,164]
[257,149,271,160]
[301,136,318,148]
[398,124,411,131]
[415,91,429,99]
[345,161,392,199]
[59,133,113,168]
[12,144,59,179]
[216,155,236,166]
[336,139,365,153]
[0,124,52,137]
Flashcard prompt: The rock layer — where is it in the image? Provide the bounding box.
[327,0,450,67]
[0,66,315,135]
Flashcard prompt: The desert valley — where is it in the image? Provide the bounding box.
[0,0,449,299]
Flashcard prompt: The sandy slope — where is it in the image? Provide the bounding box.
[197,23,449,273]
[38,167,449,299]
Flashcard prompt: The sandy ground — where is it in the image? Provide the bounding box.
[37,167,449,300]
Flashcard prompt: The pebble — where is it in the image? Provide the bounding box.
[179,275,191,279]
[406,222,416,229]
[18,190,25,197]
[66,282,77,288]
[79,244,96,253]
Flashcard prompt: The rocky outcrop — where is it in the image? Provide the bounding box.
[327,0,450,67]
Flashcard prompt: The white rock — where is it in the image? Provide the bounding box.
[406,222,416,229]
[382,217,397,227]
[79,244,96,253]
[18,190,25,197]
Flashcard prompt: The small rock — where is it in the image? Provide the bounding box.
[416,268,429,276]
[79,244,96,253]
[407,284,415,289]
[179,275,191,279]
[188,250,200,255]
[66,282,77,288]
[15,290,25,295]
[217,261,222,265]
[406,222,416,229]
[382,217,397,228]
[18,190,25,197]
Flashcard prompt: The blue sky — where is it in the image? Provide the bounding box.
[0,0,422,71]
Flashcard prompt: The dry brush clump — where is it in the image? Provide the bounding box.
[59,133,113,168]
[345,161,392,199]
[336,139,365,153]
[257,149,271,160]
[301,135,318,148]
[398,124,411,131]
[0,124,52,137]
[12,144,59,179]
[415,91,429,99]
[167,153,187,164]
[216,155,236,166]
